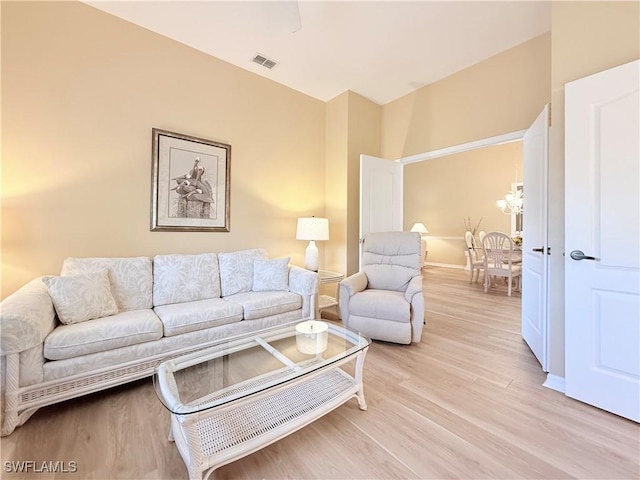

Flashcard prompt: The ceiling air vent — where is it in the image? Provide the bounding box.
[252,53,278,70]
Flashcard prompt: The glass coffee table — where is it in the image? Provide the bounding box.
[153,320,370,480]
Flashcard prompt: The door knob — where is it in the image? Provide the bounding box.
[532,247,544,253]
[570,250,597,261]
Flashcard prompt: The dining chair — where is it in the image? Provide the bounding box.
[481,231,522,296]
[464,231,485,284]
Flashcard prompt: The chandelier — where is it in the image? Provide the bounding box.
[496,188,523,215]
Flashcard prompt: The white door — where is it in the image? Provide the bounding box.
[359,155,403,264]
[565,60,639,422]
[521,105,550,371]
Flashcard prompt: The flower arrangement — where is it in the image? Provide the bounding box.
[463,217,483,236]
[512,234,523,246]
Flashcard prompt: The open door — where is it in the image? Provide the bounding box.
[359,155,403,266]
[521,105,550,371]
[565,60,639,422]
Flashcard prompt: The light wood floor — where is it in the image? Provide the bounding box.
[2,267,638,479]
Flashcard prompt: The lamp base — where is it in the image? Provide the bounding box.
[304,240,319,271]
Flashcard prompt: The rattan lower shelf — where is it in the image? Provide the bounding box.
[171,368,364,480]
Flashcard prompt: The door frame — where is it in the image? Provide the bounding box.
[399,130,526,165]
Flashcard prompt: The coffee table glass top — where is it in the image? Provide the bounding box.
[153,320,370,415]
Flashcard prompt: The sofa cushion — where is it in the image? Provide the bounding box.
[153,253,221,307]
[224,291,302,320]
[61,257,153,311]
[43,270,118,325]
[154,298,243,337]
[43,309,163,361]
[253,257,290,292]
[218,249,267,296]
[349,289,410,323]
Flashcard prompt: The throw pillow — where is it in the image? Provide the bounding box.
[61,256,153,311]
[43,270,118,325]
[253,257,290,292]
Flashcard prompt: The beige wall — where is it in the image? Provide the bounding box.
[325,92,349,276]
[1,1,326,297]
[324,91,381,279]
[381,33,551,159]
[547,1,640,377]
[404,141,523,267]
[346,92,381,276]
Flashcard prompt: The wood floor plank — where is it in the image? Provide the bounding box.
[1,267,638,479]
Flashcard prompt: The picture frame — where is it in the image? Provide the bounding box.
[151,128,231,232]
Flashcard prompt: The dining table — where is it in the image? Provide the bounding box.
[474,245,522,264]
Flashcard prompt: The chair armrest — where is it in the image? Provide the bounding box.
[338,272,368,328]
[405,274,425,343]
[339,272,368,298]
[404,275,423,303]
[1,278,57,355]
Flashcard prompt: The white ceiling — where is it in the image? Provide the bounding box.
[84,1,552,105]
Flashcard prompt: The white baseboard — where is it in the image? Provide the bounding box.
[424,262,465,270]
[543,374,566,393]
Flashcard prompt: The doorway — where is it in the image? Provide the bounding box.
[397,120,549,372]
[403,140,524,270]
[360,112,550,371]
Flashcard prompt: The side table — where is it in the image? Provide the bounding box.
[317,270,344,318]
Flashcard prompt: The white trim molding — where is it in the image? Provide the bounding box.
[424,262,465,270]
[425,236,465,241]
[399,130,527,164]
[543,374,566,393]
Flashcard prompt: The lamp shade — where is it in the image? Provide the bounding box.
[410,222,429,234]
[296,217,329,241]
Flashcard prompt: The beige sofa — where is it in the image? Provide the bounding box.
[0,249,318,436]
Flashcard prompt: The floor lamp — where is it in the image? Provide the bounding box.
[410,222,429,265]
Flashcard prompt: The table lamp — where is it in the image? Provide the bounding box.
[296,217,329,271]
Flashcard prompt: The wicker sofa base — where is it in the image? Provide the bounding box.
[2,329,309,437]
[1,346,196,436]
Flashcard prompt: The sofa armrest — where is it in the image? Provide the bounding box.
[288,266,318,295]
[1,278,57,355]
[288,266,318,318]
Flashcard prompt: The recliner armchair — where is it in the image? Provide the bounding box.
[339,231,424,344]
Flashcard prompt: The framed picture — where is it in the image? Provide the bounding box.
[151,129,231,232]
